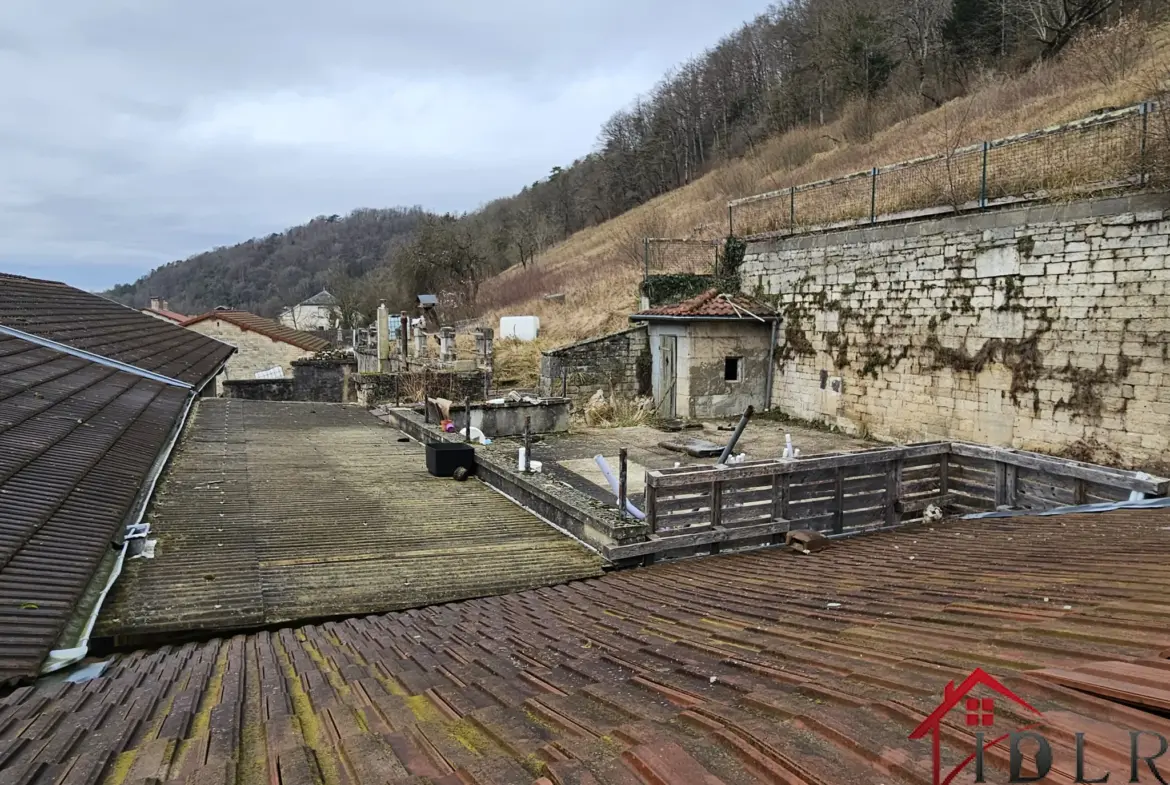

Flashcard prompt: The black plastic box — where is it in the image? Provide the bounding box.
[425,442,476,477]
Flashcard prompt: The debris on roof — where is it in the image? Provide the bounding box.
[632,289,778,320]
[0,333,189,685]
[181,310,332,352]
[0,273,234,387]
[4,510,1170,782]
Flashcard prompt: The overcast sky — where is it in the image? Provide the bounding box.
[0,1,767,291]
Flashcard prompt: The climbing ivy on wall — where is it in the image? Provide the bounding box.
[641,274,717,306]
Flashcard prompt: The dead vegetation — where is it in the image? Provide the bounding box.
[478,21,1170,381]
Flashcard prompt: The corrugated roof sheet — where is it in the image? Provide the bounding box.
[0,333,189,686]
[96,400,603,642]
[0,273,234,387]
[181,311,331,352]
[633,289,777,319]
[4,510,1170,783]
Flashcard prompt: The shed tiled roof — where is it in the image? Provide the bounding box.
[181,310,331,352]
[632,289,777,319]
[0,333,189,685]
[0,273,234,387]
[142,306,188,323]
[3,510,1170,783]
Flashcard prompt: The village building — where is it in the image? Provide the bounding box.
[140,296,187,324]
[181,310,332,391]
[278,289,338,330]
[630,289,778,419]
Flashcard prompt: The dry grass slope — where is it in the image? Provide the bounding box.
[477,23,1170,387]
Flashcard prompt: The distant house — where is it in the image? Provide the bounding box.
[182,310,331,393]
[279,290,338,330]
[140,296,187,324]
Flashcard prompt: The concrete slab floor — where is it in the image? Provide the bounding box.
[478,417,874,506]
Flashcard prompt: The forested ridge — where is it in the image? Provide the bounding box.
[109,0,1164,323]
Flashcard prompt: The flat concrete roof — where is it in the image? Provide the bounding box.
[96,399,602,642]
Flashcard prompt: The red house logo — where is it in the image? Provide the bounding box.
[910,667,1043,785]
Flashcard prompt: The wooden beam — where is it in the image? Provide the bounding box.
[885,459,903,528]
[604,519,792,561]
[833,467,845,534]
[710,480,723,528]
[895,493,956,514]
[950,442,1168,495]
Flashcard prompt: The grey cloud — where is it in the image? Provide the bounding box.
[0,0,766,290]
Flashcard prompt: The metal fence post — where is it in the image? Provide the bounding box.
[1139,102,1150,187]
[642,237,650,282]
[869,167,878,224]
[979,141,989,209]
[727,204,734,236]
[522,417,531,473]
[789,187,796,231]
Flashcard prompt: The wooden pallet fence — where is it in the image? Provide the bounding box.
[643,441,1168,538]
[644,443,951,535]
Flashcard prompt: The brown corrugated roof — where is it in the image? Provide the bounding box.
[4,509,1170,783]
[181,310,332,352]
[633,289,777,319]
[96,399,603,642]
[0,273,234,387]
[0,333,189,686]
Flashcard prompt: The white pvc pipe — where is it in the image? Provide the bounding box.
[594,455,646,520]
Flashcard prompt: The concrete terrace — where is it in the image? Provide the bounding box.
[96,400,603,643]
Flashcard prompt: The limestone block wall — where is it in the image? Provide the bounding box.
[539,326,651,402]
[185,319,314,394]
[740,193,1170,468]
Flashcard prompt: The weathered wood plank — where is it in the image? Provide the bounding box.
[950,442,1169,494]
[710,481,722,528]
[895,493,956,514]
[604,519,792,560]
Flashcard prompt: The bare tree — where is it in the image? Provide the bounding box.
[1016,0,1117,56]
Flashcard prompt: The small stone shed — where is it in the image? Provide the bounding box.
[630,289,778,419]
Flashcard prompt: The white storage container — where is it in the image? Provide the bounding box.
[498,316,540,341]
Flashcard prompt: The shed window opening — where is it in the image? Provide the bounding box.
[724,357,742,382]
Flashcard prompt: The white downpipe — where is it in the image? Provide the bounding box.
[40,377,205,675]
[594,455,646,520]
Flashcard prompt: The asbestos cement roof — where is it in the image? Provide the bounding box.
[299,290,337,307]
[96,400,603,642]
[180,311,331,353]
[4,509,1170,783]
[0,333,189,686]
[632,289,777,320]
[0,273,234,387]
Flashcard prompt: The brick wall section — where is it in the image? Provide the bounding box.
[740,193,1170,467]
[185,318,314,393]
[540,326,651,402]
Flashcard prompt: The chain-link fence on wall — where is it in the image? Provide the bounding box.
[729,102,1160,238]
[642,238,723,280]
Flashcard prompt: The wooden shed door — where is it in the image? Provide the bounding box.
[658,335,677,419]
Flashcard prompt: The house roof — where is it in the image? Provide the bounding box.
[0,332,190,685]
[0,273,234,387]
[181,310,332,352]
[96,399,603,643]
[4,510,1170,782]
[142,306,188,323]
[300,289,337,307]
[631,289,777,321]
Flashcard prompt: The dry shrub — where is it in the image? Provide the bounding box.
[616,207,673,268]
[1065,15,1152,87]
[491,338,542,389]
[581,389,655,427]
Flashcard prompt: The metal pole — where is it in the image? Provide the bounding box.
[464,396,471,442]
[869,167,878,224]
[717,405,755,465]
[618,448,628,520]
[789,187,796,231]
[642,237,650,282]
[1139,102,1150,187]
[523,416,531,473]
[979,141,989,208]
[727,204,734,236]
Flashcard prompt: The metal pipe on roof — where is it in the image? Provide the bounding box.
[0,324,193,389]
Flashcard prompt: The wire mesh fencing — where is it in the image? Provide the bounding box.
[642,238,723,280]
[729,102,1159,238]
